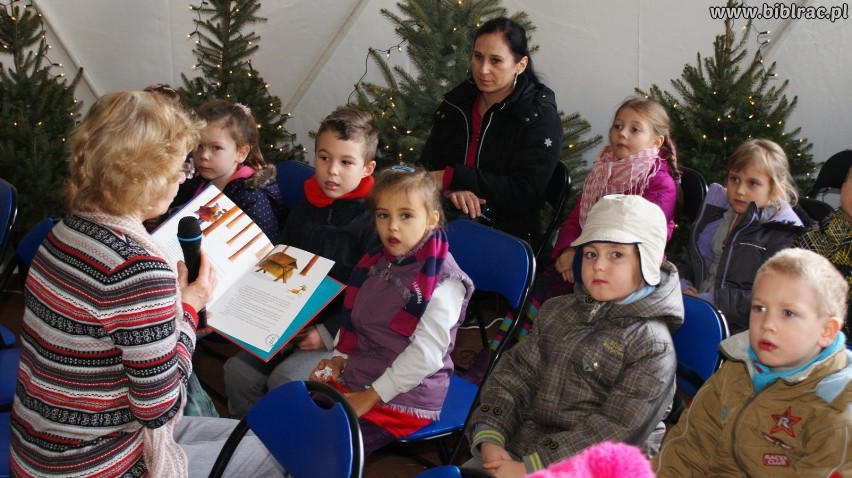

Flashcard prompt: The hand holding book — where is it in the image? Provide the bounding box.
[152,185,344,361]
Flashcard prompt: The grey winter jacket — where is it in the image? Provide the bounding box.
[467,261,684,472]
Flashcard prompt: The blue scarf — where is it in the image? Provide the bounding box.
[749,332,846,393]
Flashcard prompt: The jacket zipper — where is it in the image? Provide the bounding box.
[719,213,757,288]
[738,242,767,250]
[689,207,708,282]
[442,99,471,165]
[476,112,495,169]
[730,391,758,470]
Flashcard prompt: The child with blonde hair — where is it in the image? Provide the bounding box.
[311,165,474,456]
[678,139,808,333]
[552,95,680,285]
[655,248,852,476]
[484,96,680,360]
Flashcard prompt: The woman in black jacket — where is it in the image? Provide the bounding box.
[421,17,563,243]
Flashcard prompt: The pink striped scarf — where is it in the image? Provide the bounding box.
[578,146,662,226]
[336,228,448,353]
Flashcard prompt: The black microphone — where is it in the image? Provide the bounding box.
[177,216,206,328]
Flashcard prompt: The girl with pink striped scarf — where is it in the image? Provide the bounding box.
[483,96,681,358]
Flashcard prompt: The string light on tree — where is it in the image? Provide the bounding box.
[638,0,813,196]
[0,1,83,232]
[180,0,303,162]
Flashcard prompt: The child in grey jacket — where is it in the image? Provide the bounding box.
[465,194,684,477]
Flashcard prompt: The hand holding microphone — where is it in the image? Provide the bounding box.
[177,217,216,328]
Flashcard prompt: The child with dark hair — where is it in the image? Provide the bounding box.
[464,195,683,477]
[169,99,286,239]
[224,107,379,418]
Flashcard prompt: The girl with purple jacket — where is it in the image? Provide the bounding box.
[310,165,473,456]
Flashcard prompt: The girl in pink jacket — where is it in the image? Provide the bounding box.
[485,96,679,356]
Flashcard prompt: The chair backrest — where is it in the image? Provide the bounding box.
[445,219,534,312]
[415,465,492,478]
[0,411,11,478]
[0,348,20,410]
[445,219,535,364]
[395,220,534,463]
[798,197,834,224]
[535,161,571,264]
[810,150,852,199]
[17,217,56,270]
[276,160,315,208]
[0,179,18,292]
[674,295,730,397]
[0,179,17,251]
[228,380,363,478]
[678,166,708,224]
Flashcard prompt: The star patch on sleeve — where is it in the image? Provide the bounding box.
[544,138,552,148]
[770,406,801,437]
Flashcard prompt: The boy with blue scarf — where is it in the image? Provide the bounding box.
[655,248,852,477]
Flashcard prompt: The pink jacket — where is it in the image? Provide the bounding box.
[526,441,655,478]
[553,160,677,259]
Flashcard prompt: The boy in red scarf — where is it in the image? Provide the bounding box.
[224,107,379,418]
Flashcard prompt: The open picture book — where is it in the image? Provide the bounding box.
[152,185,344,361]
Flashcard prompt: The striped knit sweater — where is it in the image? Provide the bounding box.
[11,215,197,477]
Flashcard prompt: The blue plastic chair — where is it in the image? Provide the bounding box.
[0,179,17,251]
[208,380,363,478]
[0,179,20,478]
[0,178,17,292]
[394,219,536,466]
[679,166,709,224]
[16,217,56,271]
[0,346,19,411]
[275,160,315,209]
[535,161,571,266]
[0,318,18,410]
[415,465,491,478]
[674,295,730,398]
[0,411,10,478]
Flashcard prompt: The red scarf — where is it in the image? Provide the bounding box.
[304,175,374,208]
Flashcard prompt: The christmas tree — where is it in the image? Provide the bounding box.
[0,3,82,236]
[638,0,814,190]
[180,0,303,163]
[352,0,600,180]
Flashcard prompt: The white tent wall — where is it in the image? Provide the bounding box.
[31,0,852,170]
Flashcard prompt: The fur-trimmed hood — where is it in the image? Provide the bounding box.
[243,163,277,189]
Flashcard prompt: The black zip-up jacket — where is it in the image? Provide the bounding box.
[677,183,811,333]
[277,197,379,339]
[420,75,562,243]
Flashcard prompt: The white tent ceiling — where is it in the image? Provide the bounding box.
[28,0,852,172]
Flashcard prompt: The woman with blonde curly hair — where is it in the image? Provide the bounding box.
[10,90,283,477]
